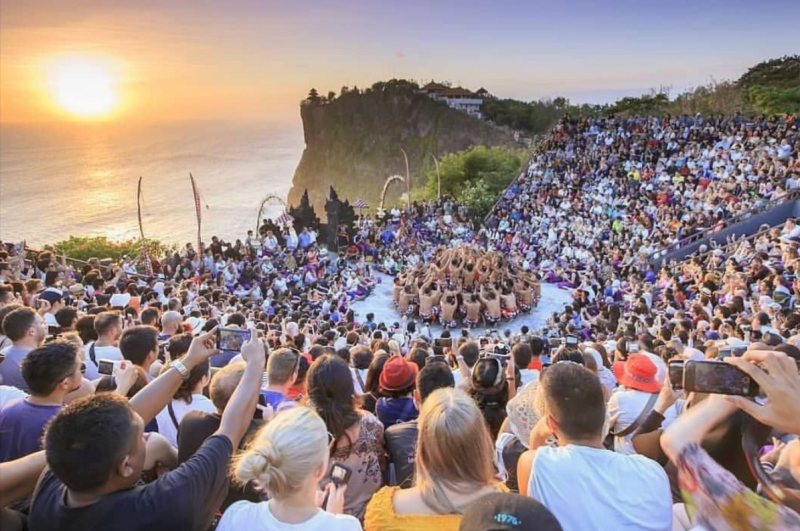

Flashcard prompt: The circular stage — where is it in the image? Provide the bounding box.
[351,272,572,337]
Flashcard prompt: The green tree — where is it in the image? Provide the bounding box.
[425,145,523,200]
[747,86,800,115]
[738,55,800,90]
[460,179,497,219]
[307,88,321,104]
[327,90,337,102]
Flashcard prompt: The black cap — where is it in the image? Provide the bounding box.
[458,493,563,531]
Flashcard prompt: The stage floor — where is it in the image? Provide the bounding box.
[351,273,572,337]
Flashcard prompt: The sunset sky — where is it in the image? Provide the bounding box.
[1,0,797,124]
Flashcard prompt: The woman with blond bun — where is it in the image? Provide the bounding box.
[217,406,362,531]
[364,387,507,531]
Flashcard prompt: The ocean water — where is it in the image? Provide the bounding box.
[0,121,304,247]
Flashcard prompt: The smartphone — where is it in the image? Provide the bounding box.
[434,337,452,348]
[669,360,684,390]
[216,327,252,352]
[329,463,352,486]
[684,360,759,397]
[254,393,267,420]
[98,358,123,376]
[48,325,62,337]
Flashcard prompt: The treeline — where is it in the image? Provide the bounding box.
[302,79,421,106]
[482,55,799,134]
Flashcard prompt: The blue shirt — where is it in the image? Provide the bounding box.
[0,399,62,463]
[0,345,32,392]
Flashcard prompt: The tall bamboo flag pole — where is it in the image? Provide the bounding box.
[137,177,154,276]
[189,173,203,256]
[400,148,411,209]
[431,155,441,199]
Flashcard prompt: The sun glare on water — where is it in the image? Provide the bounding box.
[51,58,119,118]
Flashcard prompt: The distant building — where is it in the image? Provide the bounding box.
[419,81,484,118]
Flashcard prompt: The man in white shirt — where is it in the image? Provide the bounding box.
[84,312,124,380]
[37,291,64,328]
[518,362,671,531]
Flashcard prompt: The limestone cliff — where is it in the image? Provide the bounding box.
[287,82,517,216]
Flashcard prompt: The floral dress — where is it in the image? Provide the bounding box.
[328,411,386,521]
[677,443,800,531]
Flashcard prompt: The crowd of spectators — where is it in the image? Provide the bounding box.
[1,111,799,531]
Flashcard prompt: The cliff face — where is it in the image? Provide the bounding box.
[287,85,517,216]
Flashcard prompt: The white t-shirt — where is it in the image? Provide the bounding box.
[518,368,540,390]
[217,500,362,531]
[607,388,677,455]
[155,394,216,448]
[529,444,671,531]
[44,312,59,327]
[0,385,27,409]
[84,343,124,380]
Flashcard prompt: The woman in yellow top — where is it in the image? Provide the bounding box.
[364,388,507,531]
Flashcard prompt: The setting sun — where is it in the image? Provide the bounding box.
[51,59,118,118]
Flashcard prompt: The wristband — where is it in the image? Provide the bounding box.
[171,360,190,381]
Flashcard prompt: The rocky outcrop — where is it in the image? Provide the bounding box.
[287,82,516,216]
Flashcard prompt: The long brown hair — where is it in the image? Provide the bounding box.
[304,355,360,456]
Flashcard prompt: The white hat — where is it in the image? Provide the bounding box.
[109,293,131,308]
[185,317,205,335]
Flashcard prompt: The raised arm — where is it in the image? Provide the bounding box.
[216,334,266,448]
[129,328,219,425]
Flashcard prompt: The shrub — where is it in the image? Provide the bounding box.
[53,236,177,263]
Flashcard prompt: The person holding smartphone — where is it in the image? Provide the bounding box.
[217,407,360,531]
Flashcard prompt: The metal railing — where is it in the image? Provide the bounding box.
[646,189,800,264]
[663,220,789,275]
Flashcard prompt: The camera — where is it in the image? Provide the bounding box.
[98,358,124,376]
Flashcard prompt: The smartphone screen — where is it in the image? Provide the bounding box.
[217,328,252,352]
[434,337,452,348]
[684,360,758,397]
[669,361,684,390]
[329,463,352,486]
